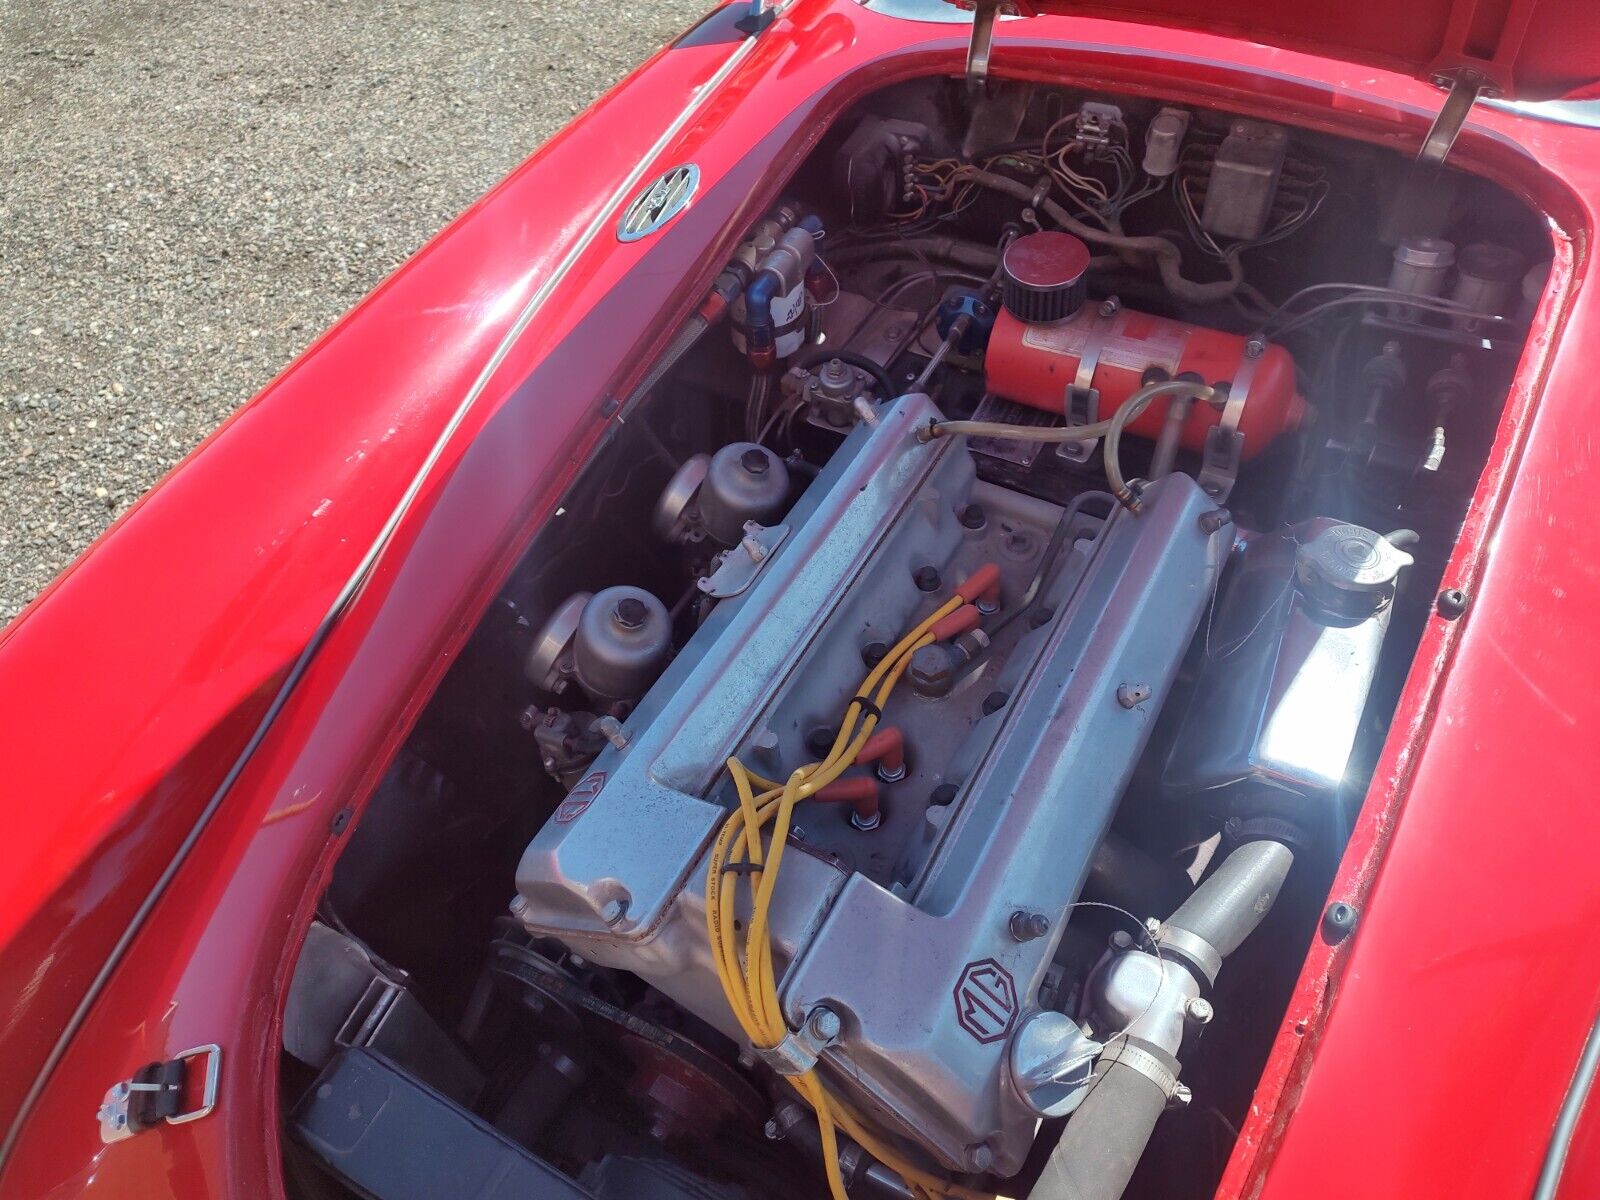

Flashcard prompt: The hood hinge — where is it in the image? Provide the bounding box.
[1417,67,1498,168]
[965,1,1014,92]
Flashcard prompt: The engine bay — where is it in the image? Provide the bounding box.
[279,76,1545,1200]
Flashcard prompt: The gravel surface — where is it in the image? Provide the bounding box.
[0,0,707,623]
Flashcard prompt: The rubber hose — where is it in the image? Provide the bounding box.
[963,171,1244,304]
[1084,831,1191,917]
[792,348,898,401]
[826,236,999,273]
[1028,1043,1177,1200]
[1166,838,1295,960]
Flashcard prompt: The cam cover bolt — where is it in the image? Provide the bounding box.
[1185,997,1214,1025]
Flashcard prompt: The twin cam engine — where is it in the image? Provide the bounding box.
[513,392,1239,1174]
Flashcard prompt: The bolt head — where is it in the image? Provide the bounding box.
[740,447,771,475]
[1185,997,1215,1025]
[965,1142,995,1173]
[809,1008,842,1041]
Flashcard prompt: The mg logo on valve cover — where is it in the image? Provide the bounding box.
[554,771,605,824]
[953,958,1019,1044]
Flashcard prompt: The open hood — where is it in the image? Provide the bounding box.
[967,0,1599,102]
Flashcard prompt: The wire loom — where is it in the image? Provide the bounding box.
[704,582,996,1200]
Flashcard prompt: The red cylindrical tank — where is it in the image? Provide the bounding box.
[985,305,1305,459]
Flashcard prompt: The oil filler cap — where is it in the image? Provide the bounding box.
[1000,231,1091,324]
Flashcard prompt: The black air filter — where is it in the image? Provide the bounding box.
[1001,231,1091,324]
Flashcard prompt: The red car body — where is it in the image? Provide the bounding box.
[1,1,1598,1196]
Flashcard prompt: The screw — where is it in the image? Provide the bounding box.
[809,1007,842,1041]
[861,641,888,667]
[1198,508,1232,534]
[914,564,942,592]
[1436,587,1470,619]
[600,897,629,926]
[1322,901,1359,943]
[1117,682,1152,709]
[1009,910,1050,942]
[806,726,838,758]
[1185,997,1215,1025]
[1244,336,1266,360]
[741,447,770,475]
[764,1118,782,1140]
[1098,297,1121,318]
[1170,1082,1193,1109]
[965,1143,995,1173]
[959,502,987,530]
[613,596,648,630]
[519,705,543,731]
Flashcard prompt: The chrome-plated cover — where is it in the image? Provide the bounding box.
[617,164,699,242]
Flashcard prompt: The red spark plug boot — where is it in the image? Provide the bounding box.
[930,604,983,643]
[814,776,882,831]
[855,727,906,783]
[956,563,1002,613]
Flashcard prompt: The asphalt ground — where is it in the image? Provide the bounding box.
[0,0,708,622]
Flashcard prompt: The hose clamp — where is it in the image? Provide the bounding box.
[1156,924,1223,987]
[1099,1040,1183,1102]
[753,1006,841,1076]
[1197,335,1263,502]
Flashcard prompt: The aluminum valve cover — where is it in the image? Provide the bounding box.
[513,394,1226,1174]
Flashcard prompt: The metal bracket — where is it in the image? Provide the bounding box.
[1196,335,1262,502]
[753,1007,841,1077]
[98,1044,221,1144]
[736,0,777,34]
[697,522,790,599]
[965,0,1004,91]
[1418,69,1492,168]
[1057,297,1118,465]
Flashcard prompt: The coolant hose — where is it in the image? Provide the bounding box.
[962,170,1245,304]
[1029,1044,1178,1200]
[1165,837,1295,961]
[1027,837,1297,1200]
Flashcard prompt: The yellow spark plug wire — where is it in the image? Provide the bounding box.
[703,588,994,1200]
